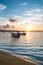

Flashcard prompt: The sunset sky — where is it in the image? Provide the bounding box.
[0,0,43,31]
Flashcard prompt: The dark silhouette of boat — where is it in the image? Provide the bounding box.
[11,32,20,38]
[18,32,26,35]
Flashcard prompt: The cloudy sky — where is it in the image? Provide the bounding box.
[0,0,43,30]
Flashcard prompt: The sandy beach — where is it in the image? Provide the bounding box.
[0,50,37,65]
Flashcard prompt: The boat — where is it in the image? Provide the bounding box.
[11,32,20,38]
[18,32,26,35]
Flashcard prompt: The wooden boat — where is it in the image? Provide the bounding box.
[11,33,20,38]
[18,32,26,35]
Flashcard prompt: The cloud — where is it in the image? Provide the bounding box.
[0,4,7,10]
[0,17,9,24]
[22,8,43,23]
[20,2,27,6]
[12,8,43,24]
[11,15,24,21]
[9,19,17,23]
[9,8,43,27]
[23,8,43,16]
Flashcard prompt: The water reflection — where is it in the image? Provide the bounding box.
[25,32,43,43]
[0,32,43,65]
[0,32,43,44]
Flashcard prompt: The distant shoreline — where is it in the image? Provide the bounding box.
[0,30,43,32]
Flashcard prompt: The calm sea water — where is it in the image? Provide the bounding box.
[0,32,43,65]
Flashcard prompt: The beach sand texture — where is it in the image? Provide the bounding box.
[0,50,36,65]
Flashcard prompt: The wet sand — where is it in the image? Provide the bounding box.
[0,50,37,65]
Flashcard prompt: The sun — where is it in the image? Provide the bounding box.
[24,23,32,31]
[25,26,32,31]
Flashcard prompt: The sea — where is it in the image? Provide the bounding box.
[0,32,43,65]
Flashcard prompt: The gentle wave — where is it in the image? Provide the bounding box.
[0,32,43,65]
[0,43,43,65]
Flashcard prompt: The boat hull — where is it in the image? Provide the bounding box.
[18,32,26,35]
[11,33,20,38]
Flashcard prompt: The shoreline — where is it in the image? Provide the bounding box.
[0,50,37,65]
[0,29,43,32]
